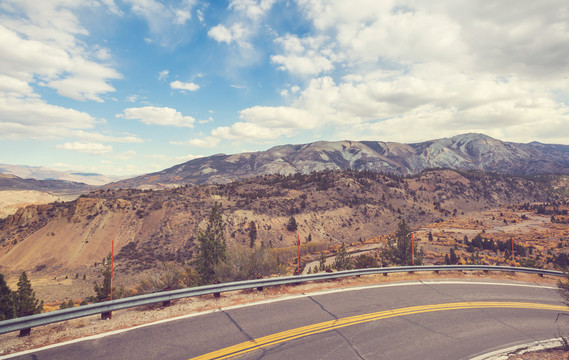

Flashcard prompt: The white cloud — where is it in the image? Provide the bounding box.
[126,95,140,103]
[188,137,220,148]
[219,0,569,145]
[57,142,113,155]
[117,106,196,127]
[72,130,143,144]
[208,23,251,47]
[170,80,200,92]
[115,150,137,161]
[271,34,336,76]
[208,0,276,55]
[0,4,122,102]
[198,116,214,124]
[208,25,233,44]
[146,153,204,163]
[229,0,276,21]
[125,0,197,46]
[157,69,169,81]
[171,135,220,148]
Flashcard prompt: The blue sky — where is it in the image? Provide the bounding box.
[1,0,569,177]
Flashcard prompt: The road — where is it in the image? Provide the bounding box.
[5,280,567,360]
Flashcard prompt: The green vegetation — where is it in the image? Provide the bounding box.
[59,300,75,310]
[333,243,353,271]
[445,248,459,265]
[193,202,227,285]
[93,253,114,302]
[136,262,199,294]
[248,221,257,248]
[15,272,43,317]
[381,219,423,266]
[0,274,15,320]
[0,272,43,320]
[215,245,285,283]
[286,215,298,232]
[354,254,379,269]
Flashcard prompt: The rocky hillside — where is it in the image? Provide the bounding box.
[0,169,561,276]
[110,133,569,188]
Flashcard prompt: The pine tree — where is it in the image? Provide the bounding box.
[381,219,423,266]
[194,202,227,285]
[334,243,352,271]
[0,274,15,321]
[93,253,113,302]
[15,272,43,317]
[449,248,458,265]
[248,221,257,248]
[319,252,326,271]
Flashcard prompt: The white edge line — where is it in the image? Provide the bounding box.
[0,280,559,359]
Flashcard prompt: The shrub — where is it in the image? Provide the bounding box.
[215,245,286,283]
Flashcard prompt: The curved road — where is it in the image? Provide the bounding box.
[5,280,567,360]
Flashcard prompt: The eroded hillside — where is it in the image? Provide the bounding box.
[0,170,561,277]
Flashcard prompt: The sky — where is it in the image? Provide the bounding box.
[1,0,569,177]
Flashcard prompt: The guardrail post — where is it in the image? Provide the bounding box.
[257,286,263,291]
[383,272,388,276]
[434,270,439,274]
[213,292,221,298]
[19,328,31,337]
[101,311,112,320]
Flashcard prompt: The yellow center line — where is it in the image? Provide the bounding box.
[189,302,567,360]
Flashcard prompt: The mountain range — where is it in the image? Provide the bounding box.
[110,133,569,188]
[0,164,122,186]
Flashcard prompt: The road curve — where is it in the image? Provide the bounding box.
[4,280,567,360]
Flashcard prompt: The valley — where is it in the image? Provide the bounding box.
[0,169,567,304]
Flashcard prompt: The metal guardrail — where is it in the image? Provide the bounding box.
[0,265,564,335]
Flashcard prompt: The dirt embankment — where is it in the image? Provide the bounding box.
[0,190,75,218]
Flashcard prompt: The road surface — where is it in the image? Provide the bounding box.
[5,280,567,360]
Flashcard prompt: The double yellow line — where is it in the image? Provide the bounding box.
[190,302,566,360]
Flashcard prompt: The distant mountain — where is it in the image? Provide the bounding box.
[110,133,569,188]
[0,173,94,194]
[0,164,121,186]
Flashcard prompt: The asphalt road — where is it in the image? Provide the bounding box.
[5,280,567,360]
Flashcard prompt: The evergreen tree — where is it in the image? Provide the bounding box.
[194,202,227,285]
[15,272,43,317]
[449,248,459,264]
[333,243,353,271]
[319,252,327,271]
[0,274,15,321]
[381,219,423,266]
[286,216,298,232]
[93,253,113,302]
[248,221,257,248]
